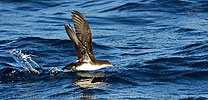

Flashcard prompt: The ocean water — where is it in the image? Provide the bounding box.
[1,0,208,99]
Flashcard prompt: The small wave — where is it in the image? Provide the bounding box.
[179,97,207,100]
[1,0,28,3]
[157,0,192,6]
[33,1,63,8]
[93,42,112,50]
[0,68,28,83]
[16,37,72,46]
[12,37,73,51]
[116,46,151,50]
[102,3,140,12]
[181,70,208,80]
[76,0,100,7]
[190,61,208,68]
[0,62,12,67]
[174,41,208,56]
[183,43,202,50]
[175,28,196,33]
[47,91,75,99]
[76,1,114,8]
[50,39,73,47]
[101,1,196,13]
[121,52,149,56]
[18,37,111,52]
[0,67,67,83]
[0,56,15,63]
[0,67,46,83]
[0,40,13,45]
[107,75,139,86]
[15,6,39,12]
[53,12,66,15]
[141,56,208,82]
[145,57,197,66]
[16,37,50,42]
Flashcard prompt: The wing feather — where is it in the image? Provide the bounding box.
[64,24,92,63]
[71,11,96,60]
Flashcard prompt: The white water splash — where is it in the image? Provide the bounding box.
[49,67,62,75]
[10,49,41,74]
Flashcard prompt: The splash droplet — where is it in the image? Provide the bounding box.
[10,49,42,74]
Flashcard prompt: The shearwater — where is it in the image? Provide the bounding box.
[62,11,115,71]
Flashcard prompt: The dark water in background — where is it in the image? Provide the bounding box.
[1,0,208,99]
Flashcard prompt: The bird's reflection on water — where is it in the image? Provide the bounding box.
[65,71,109,100]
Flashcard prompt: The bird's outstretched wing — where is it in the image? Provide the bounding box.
[64,24,91,63]
[71,11,96,60]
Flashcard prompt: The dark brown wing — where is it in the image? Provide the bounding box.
[71,11,96,60]
[64,24,92,63]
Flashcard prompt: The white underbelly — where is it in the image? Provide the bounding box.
[76,63,109,71]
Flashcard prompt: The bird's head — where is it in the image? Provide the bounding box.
[102,60,116,67]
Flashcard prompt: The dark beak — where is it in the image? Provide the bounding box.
[112,65,116,67]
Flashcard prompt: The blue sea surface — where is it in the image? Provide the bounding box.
[1,0,208,100]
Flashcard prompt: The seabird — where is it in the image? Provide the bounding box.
[62,11,114,71]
